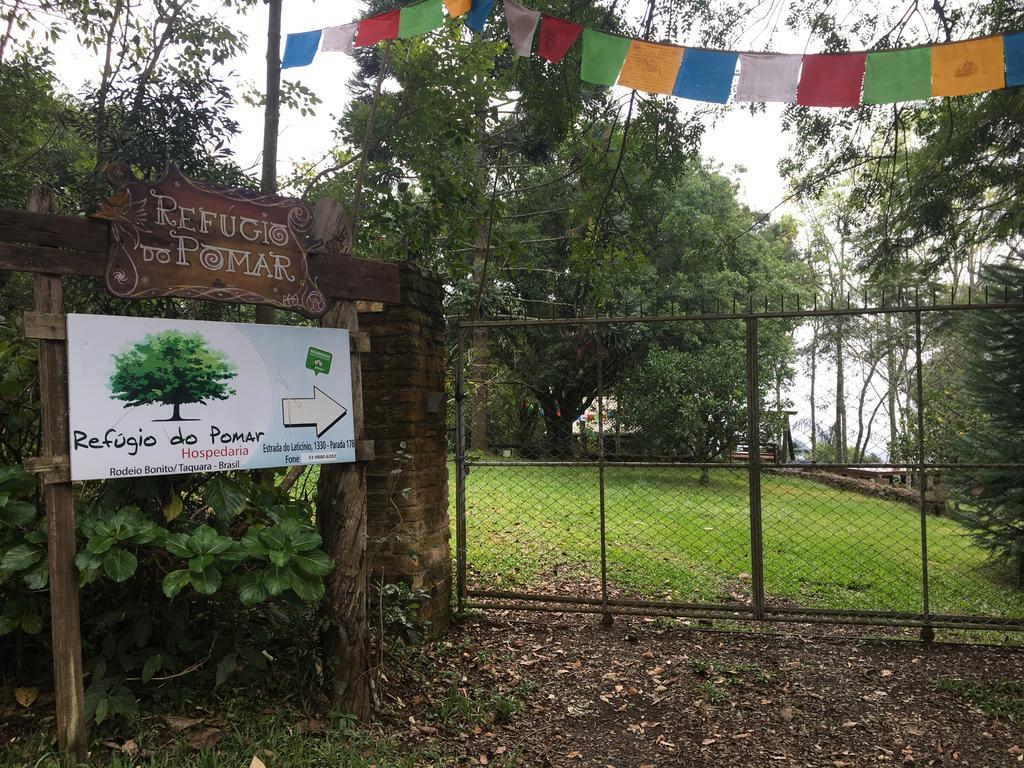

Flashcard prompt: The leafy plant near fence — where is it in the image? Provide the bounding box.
[0,462,331,723]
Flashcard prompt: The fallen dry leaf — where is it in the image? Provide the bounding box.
[164,715,204,732]
[15,687,38,708]
[186,727,222,750]
[249,756,267,768]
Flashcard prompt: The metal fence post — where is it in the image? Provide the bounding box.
[455,322,467,612]
[914,309,934,641]
[596,322,612,625]
[745,315,765,620]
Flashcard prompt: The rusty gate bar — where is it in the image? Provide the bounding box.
[458,299,1024,327]
[455,295,1024,638]
[746,316,765,620]
[914,309,933,640]
[455,323,467,612]
[597,323,610,624]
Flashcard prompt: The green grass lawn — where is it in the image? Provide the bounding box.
[460,463,1024,622]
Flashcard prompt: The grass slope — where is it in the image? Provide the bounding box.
[462,464,1024,620]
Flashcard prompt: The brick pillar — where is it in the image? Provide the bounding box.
[359,265,451,631]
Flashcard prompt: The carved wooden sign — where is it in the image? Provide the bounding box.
[92,164,328,317]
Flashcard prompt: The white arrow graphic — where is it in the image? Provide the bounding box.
[281,387,348,438]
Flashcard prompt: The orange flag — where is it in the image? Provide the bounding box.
[932,36,1005,96]
[445,0,471,18]
[618,40,684,95]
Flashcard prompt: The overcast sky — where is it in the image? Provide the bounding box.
[40,0,801,215]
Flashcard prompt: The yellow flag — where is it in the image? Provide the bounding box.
[618,39,684,95]
[932,36,1005,97]
[445,0,471,18]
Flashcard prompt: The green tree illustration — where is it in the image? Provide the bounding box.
[109,331,237,421]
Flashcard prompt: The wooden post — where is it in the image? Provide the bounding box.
[313,198,372,717]
[28,186,87,761]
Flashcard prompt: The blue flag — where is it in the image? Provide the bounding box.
[464,0,496,33]
[1006,31,1024,87]
[281,29,323,69]
[672,48,738,103]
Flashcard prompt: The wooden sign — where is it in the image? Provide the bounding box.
[93,164,328,317]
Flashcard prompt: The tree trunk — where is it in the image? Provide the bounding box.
[835,318,847,462]
[317,300,372,718]
[699,466,710,486]
[469,114,493,454]
[171,402,181,421]
[810,321,817,459]
[543,413,574,457]
[886,315,899,460]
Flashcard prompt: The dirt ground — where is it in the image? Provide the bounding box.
[386,612,1024,768]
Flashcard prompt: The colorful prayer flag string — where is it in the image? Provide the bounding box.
[280,0,1024,110]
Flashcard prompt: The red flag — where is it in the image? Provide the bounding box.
[537,16,581,63]
[356,9,400,47]
[796,52,867,107]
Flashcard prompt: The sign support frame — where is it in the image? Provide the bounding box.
[5,182,396,758]
[24,187,88,763]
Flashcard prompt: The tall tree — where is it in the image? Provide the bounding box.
[949,263,1024,587]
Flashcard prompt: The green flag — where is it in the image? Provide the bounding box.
[581,28,631,86]
[862,47,932,104]
[398,0,443,38]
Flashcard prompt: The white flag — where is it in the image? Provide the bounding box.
[503,0,540,57]
[322,22,359,55]
[735,53,802,103]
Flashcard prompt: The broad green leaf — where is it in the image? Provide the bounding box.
[190,565,222,595]
[22,560,48,590]
[0,500,37,526]
[162,569,191,598]
[267,546,294,568]
[189,525,232,556]
[290,528,322,552]
[93,696,109,725]
[206,475,248,520]
[102,548,137,582]
[188,554,214,573]
[141,654,163,684]
[85,533,116,555]
[292,549,332,577]
[76,549,102,586]
[237,572,268,605]
[239,529,267,558]
[127,520,163,546]
[257,525,288,552]
[163,533,192,558]
[0,543,42,572]
[0,467,35,495]
[261,566,289,596]
[289,569,324,602]
[107,687,138,719]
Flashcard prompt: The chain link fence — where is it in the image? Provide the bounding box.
[453,295,1024,639]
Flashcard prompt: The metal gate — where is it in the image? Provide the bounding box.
[454,292,1024,639]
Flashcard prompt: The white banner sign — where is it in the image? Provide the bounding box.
[67,314,356,481]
